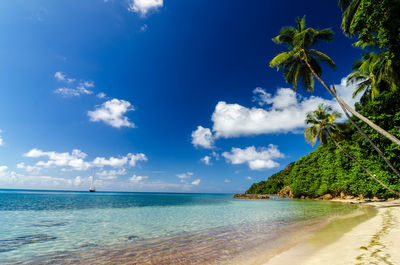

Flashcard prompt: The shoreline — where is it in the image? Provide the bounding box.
[263,198,400,265]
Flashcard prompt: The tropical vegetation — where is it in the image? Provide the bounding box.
[247,2,400,198]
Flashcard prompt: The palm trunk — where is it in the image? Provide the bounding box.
[303,59,400,179]
[328,132,400,197]
[303,59,400,147]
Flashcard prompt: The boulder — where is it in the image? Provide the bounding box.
[320,194,333,200]
[233,194,270,199]
[279,186,293,198]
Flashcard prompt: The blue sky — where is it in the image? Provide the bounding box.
[0,0,363,192]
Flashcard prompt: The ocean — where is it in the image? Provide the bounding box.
[0,189,360,264]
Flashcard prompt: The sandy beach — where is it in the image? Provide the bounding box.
[265,199,400,265]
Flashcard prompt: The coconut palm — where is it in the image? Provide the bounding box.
[305,104,400,197]
[338,0,361,36]
[347,52,399,101]
[269,16,400,179]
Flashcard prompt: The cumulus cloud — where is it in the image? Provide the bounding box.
[128,153,148,166]
[129,174,149,183]
[222,145,284,170]
[200,156,211,165]
[24,148,90,171]
[224,178,231,183]
[245,176,253,180]
[176,172,193,179]
[128,0,163,16]
[191,179,200,186]
[212,81,362,138]
[21,148,147,172]
[88,99,135,128]
[195,78,360,140]
[0,130,3,146]
[191,126,214,149]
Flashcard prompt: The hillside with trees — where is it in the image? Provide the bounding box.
[247,1,400,198]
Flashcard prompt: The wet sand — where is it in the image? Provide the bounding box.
[264,199,400,265]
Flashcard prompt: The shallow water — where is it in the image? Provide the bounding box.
[0,190,359,264]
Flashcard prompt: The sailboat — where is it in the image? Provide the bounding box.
[89,175,96,192]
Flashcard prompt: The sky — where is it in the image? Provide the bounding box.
[0,0,363,193]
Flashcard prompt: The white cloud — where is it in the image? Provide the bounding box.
[54,71,75,83]
[88,99,135,128]
[21,148,147,172]
[16,162,41,173]
[191,126,214,149]
[197,79,360,139]
[128,153,148,166]
[97,92,107,99]
[0,130,3,146]
[0,167,91,190]
[54,72,94,97]
[245,176,253,180]
[73,176,83,186]
[191,179,200,186]
[24,148,90,171]
[222,145,284,170]
[96,169,127,180]
[128,0,163,16]
[212,89,334,138]
[129,174,149,183]
[224,178,231,183]
[176,172,193,179]
[92,156,128,168]
[200,156,211,165]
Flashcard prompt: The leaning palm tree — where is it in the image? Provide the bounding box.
[269,16,400,179]
[304,104,400,197]
[347,52,399,101]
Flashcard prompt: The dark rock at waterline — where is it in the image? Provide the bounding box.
[233,194,270,199]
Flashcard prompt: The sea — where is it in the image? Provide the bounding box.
[0,189,362,264]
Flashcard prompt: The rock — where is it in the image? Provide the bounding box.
[233,194,270,199]
[320,194,333,200]
[279,186,293,198]
[360,246,368,250]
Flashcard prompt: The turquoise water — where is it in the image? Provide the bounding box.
[0,190,359,264]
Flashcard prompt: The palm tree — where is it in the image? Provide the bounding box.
[347,52,399,101]
[269,16,400,179]
[304,104,400,197]
[338,0,361,36]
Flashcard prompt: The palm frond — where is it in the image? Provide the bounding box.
[269,51,294,70]
[310,50,336,70]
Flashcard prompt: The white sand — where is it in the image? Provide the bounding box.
[264,199,400,265]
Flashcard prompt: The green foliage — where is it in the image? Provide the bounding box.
[269,16,335,92]
[340,0,400,78]
[246,90,400,198]
[246,163,293,194]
